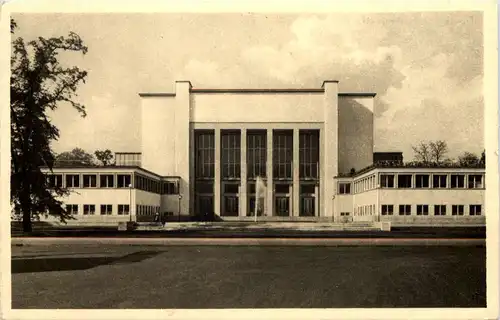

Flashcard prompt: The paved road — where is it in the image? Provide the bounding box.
[11,244,486,309]
[11,226,487,238]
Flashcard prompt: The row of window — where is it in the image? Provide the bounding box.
[66,204,130,215]
[355,204,376,216]
[115,153,142,166]
[46,173,179,195]
[195,129,320,180]
[352,175,377,194]
[65,204,161,215]
[338,173,485,194]
[195,181,317,195]
[380,204,482,216]
[380,174,484,189]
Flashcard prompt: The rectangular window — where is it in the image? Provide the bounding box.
[338,182,351,194]
[468,175,484,188]
[83,174,97,188]
[340,212,350,216]
[117,174,132,188]
[196,181,213,194]
[65,174,80,188]
[221,130,241,179]
[83,204,95,215]
[65,204,78,215]
[452,205,464,216]
[399,204,411,215]
[415,175,430,188]
[434,205,446,216]
[432,175,447,188]
[47,174,63,188]
[273,130,293,179]
[163,181,179,194]
[300,184,316,194]
[115,153,142,166]
[416,205,429,216]
[118,204,130,215]
[195,130,215,179]
[275,184,289,194]
[469,205,482,216]
[100,204,113,215]
[397,175,412,188]
[451,175,465,188]
[100,175,115,188]
[247,130,267,178]
[381,205,394,216]
[299,130,319,179]
[380,175,395,188]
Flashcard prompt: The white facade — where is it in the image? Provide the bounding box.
[36,80,485,226]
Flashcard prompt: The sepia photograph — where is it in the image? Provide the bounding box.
[1,1,499,319]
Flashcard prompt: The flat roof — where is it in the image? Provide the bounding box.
[336,163,486,178]
[40,165,181,180]
[139,89,377,97]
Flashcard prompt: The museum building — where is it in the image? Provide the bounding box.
[39,80,485,226]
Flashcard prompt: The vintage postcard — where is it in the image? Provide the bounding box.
[1,0,498,319]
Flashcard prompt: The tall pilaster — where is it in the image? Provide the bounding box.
[322,80,339,218]
[240,129,247,217]
[174,81,192,216]
[214,128,221,216]
[293,129,300,217]
[266,129,274,216]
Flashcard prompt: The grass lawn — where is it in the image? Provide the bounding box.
[11,244,486,308]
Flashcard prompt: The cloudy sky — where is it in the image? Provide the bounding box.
[12,11,484,160]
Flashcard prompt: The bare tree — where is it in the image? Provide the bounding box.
[412,142,432,163]
[412,140,449,164]
[429,140,448,163]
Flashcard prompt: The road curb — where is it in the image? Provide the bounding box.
[11,237,486,246]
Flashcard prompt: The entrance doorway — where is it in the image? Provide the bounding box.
[274,183,291,217]
[299,183,317,216]
[197,195,213,218]
[195,181,214,220]
[221,182,239,216]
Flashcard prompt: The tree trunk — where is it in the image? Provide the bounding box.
[21,193,32,233]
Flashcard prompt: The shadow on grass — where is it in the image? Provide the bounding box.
[12,251,161,274]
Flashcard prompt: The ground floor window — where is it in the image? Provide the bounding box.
[452,205,464,216]
[100,204,112,215]
[434,205,446,216]
[381,205,393,215]
[118,204,130,215]
[66,204,78,215]
[469,205,482,216]
[399,204,411,215]
[83,204,95,215]
[416,205,429,215]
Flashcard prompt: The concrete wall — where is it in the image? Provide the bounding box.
[336,195,353,215]
[191,92,324,123]
[55,189,132,211]
[140,96,176,175]
[322,81,339,217]
[135,189,161,207]
[338,96,374,174]
[140,82,192,216]
[161,195,181,214]
[381,215,486,226]
[379,189,485,215]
